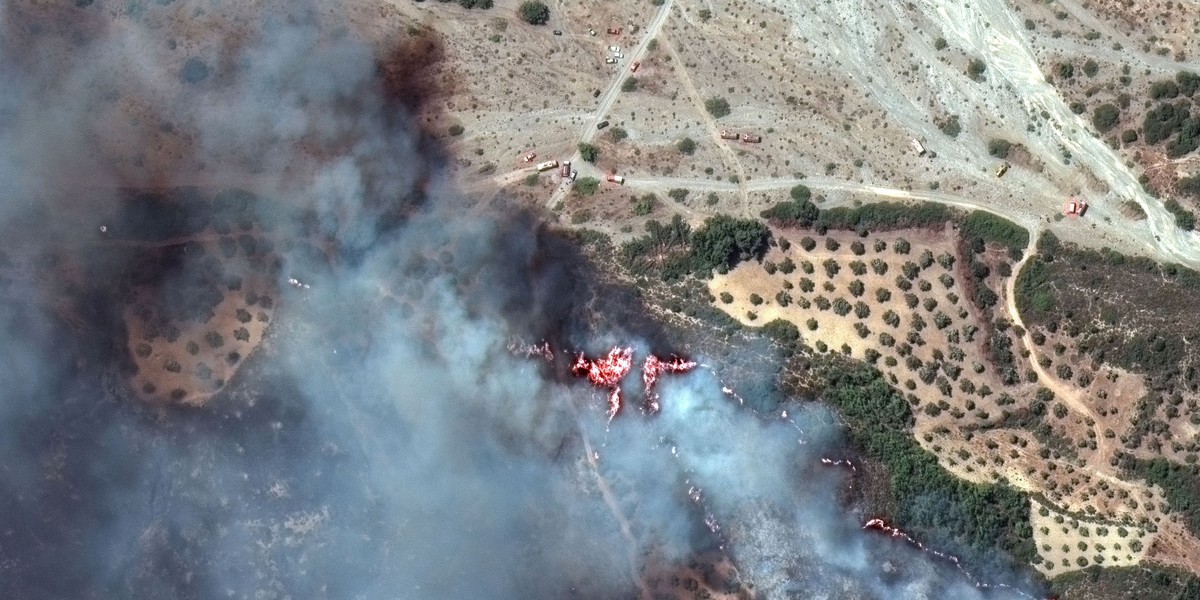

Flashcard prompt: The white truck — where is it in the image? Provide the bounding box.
[536,160,559,172]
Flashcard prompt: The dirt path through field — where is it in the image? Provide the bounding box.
[658,33,749,216]
[1004,243,1112,461]
[544,0,675,211]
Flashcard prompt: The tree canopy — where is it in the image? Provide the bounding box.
[518,1,549,25]
[690,215,769,272]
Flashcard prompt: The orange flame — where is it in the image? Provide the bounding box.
[641,354,696,413]
[571,347,634,419]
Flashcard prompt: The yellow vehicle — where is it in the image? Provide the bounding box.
[995,161,1010,177]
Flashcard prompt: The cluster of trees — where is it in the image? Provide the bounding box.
[1181,176,1200,201]
[1164,199,1196,231]
[1120,454,1200,538]
[619,214,769,279]
[759,184,818,227]
[959,210,1029,259]
[1142,99,1199,158]
[816,201,953,234]
[818,361,1036,576]
[1092,103,1121,133]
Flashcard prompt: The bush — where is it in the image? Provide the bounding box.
[609,127,629,142]
[833,298,852,316]
[938,115,962,137]
[934,37,947,50]
[1056,62,1074,79]
[621,77,639,92]
[575,177,601,196]
[749,293,763,306]
[1092,103,1120,133]
[1150,80,1180,100]
[180,58,210,84]
[825,237,840,251]
[677,137,697,155]
[720,292,733,304]
[779,257,796,274]
[1164,199,1196,230]
[1178,71,1200,96]
[633,194,656,216]
[800,236,816,251]
[668,188,689,202]
[823,259,840,278]
[448,124,465,136]
[1083,59,1099,77]
[578,143,599,163]
[854,301,870,319]
[705,97,731,118]
[518,0,550,25]
[967,58,986,80]
[987,139,1012,158]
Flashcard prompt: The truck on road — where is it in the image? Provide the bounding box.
[536,160,559,172]
[606,174,625,184]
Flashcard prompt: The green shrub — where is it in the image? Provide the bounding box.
[987,139,1012,158]
[633,194,657,216]
[1092,103,1120,133]
[677,137,697,155]
[705,97,731,118]
[967,58,986,80]
[574,177,601,196]
[448,124,465,136]
[938,115,961,137]
[621,77,639,92]
[518,0,550,24]
[578,143,599,163]
[1150,80,1180,100]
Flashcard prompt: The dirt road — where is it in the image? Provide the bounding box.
[543,0,676,211]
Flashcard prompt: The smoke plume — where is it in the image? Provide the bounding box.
[0,2,1039,599]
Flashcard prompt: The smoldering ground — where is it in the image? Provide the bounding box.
[0,2,1040,599]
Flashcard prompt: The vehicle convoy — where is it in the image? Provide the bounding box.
[536,160,559,172]
[719,130,739,140]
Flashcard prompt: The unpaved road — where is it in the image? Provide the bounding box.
[543,0,675,211]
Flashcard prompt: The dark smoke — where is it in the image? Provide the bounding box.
[0,2,1039,599]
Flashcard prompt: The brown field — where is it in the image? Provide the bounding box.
[709,225,1192,571]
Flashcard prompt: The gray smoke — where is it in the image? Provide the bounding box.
[0,2,1039,599]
